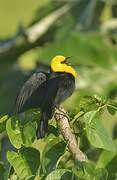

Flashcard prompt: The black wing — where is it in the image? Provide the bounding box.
[41,73,75,110]
[54,73,75,105]
[15,72,49,113]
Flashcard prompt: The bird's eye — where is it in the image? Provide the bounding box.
[61,60,66,64]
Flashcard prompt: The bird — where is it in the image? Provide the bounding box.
[15,55,77,138]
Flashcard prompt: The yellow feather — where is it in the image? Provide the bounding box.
[51,55,77,78]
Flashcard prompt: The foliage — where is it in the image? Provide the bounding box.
[0,0,117,179]
[0,95,116,179]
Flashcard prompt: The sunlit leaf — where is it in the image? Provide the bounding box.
[6,117,23,149]
[97,139,117,173]
[6,116,36,149]
[7,147,40,179]
[45,169,72,180]
[0,115,8,133]
[9,174,19,180]
[34,175,41,180]
[84,111,115,151]
[22,121,36,147]
[26,175,35,180]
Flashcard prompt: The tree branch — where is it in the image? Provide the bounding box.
[0,4,72,67]
[54,108,86,162]
[27,4,71,43]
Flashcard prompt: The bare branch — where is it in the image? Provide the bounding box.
[27,4,71,43]
[0,4,72,66]
[54,108,86,162]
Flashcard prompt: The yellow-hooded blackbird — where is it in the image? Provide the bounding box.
[15,55,77,138]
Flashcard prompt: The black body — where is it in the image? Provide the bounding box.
[15,71,75,138]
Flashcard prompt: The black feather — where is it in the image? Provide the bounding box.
[15,71,75,138]
[15,72,49,113]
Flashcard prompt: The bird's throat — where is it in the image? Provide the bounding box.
[51,62,77,78]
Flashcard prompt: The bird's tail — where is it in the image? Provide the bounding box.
[36,111,51,139]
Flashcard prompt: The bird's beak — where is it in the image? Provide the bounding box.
[65,57,72,65]
[65,57,80,68]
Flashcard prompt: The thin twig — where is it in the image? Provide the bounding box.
[54,108,86,162]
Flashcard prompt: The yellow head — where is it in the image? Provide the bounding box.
[50,55,77,78]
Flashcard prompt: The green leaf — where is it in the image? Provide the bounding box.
[42,137,66,174]
[26,175,35,180]
[9,174,19,180]
[79,95,101,113]
[1,162,11,180]
[84,111,115,151]
[7,147,40,179]
[34,175,41,180]
[45,169,72,180]
[94,168,108,180]
[21,109,40,125]
[97,139,117,173]
[107,101,117,115]
[0,115,8,133]
[0,162,4,180]
[22,121,36,147]
[6,116,36,148]
[6,117,23,149]
[74,161,108,180]
[75,161,96,179]
[26,175,41,180]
